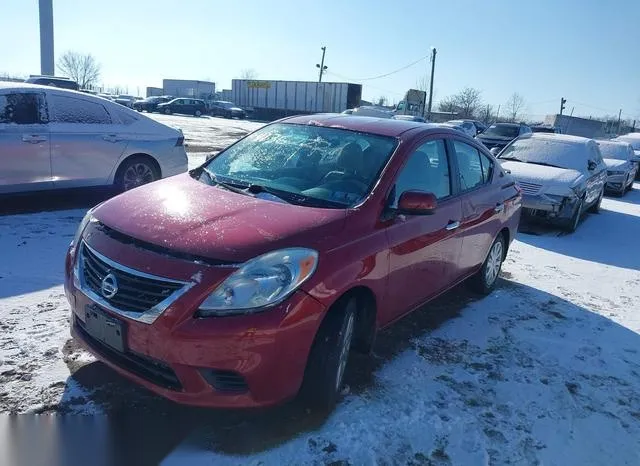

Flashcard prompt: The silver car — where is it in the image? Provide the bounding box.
[596,140,638,196]
[497,133,607,232]
[0,82,187,194]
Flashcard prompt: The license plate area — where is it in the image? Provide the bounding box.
[84,304,126,353]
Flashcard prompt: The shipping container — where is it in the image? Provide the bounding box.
[231,79,361,121]
[162,79,216,100]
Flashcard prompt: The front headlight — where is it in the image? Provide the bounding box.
[197,248,318,317]
[71,210,94,250]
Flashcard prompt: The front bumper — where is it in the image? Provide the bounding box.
[64,237,326,408]
[521,193,578,220]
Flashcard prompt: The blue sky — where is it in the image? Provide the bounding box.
[2,0,639,121]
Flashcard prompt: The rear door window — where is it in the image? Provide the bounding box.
[0,93,45,124]
[49,95,111,124]
[452,140,484,191]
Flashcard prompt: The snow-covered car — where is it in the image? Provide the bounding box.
[596,140,637,196]
[612,133,640,179]
[0,82,188,194]
[497,133,607,232]
[477,123,532,153]
[445,119,477,137]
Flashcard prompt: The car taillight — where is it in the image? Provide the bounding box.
[176,136,184,146]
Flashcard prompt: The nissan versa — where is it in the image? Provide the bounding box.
[64,115,522,410]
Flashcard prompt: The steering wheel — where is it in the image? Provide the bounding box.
[320,171,369,191]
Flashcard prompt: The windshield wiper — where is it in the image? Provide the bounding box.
[525,161,563,169]
[247,184,346,208]
[199,168,253,196]
[498,156,524,162]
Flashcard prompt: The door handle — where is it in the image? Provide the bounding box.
[22,134,47,144]
[445,220,460,231]
[102,134,122,143]
[494,203,504,213]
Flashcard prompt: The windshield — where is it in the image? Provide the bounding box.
[597,142,630,161]
[499,138,589,171]
[483,124,519,138]
[201,123,398,208]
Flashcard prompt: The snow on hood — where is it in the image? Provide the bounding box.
[603,158,627,170]
[499,160,582,195]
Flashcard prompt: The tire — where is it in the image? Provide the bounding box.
[301,298,356,411]
[195,110,202,117]
[115,156,160,192]
[564,197,584,233]
[164,107,172,115]
[469,234,505,295]
[589,188,605,212]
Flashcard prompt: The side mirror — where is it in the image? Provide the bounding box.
[397,191,437,215]
[588,160,597,171]
[490,147,501,156]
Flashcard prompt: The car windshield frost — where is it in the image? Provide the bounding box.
[483,125,519,138]
[597,142,630,161]
[499,138,587,171]
[200,123,398,208]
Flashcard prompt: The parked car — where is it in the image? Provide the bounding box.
[65,115,521,410]
[497,133,606,232]
[24,75,79,90]
[114,95,138,108]
[209,100,247,119]
[446,119,478,137]
[472,120,488,134]
[133,96,173,113]
[392,114,427,123]
[0,82,187,194]
[531,125,558,134]
[477,123,532,153]
[438,122,467,134]
[342,106,394,118]
[612,133,640,179]
[157,98,207,117]
[596,140,637,195]
[98,93,116,101]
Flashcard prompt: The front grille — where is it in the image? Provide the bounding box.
[75,318,182,390]
[517,181,542,195]
[80,242,184,314]
[199,369,249,393]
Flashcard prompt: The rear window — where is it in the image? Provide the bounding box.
[483,124,519,138]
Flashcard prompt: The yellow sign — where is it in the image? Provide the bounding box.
[247,80,271,89]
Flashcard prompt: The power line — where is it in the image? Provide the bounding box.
[323,71,403,96]
[328,54,430,82]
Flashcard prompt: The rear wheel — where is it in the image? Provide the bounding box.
[301,298,356,411]
[164,107,172,115]
[469,234,505,295]
[194,110,202,117]
[115,156,160,192]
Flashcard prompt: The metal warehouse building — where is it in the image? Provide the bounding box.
[162,79,215,100]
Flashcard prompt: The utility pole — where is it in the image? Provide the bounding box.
[617,108,622,134]
[560,97,567,115]
[570,106,574,117]
[426,47,437,120]
[316,46,327,83]
[39,0,54,76]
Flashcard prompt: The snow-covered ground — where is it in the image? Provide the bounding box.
[1,115,639,465]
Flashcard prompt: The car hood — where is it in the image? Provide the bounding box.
[499,160,583,195]
[92,174,347,263]
[603,158,628,170]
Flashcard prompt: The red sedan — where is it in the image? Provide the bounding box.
[64,115,521,410]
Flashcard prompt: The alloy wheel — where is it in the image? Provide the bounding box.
[484,240,503,287]
[123,163,155,191]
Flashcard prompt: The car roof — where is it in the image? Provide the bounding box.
[521,132,592,145]
[280,114,449,137]
[597,139,630,148]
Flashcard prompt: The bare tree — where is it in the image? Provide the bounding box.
[437,87,482,118]
[240,68,258,80]
[376,96,388,107]
[416,74,429,92]
[505,93,526,122]
[57,51,101,89]
[480,104,494,123]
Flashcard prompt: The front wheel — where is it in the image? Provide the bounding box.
[301,298,356,411]
[194,110,202,117]
[564,197,584,233]
[588,188,604,212]
[115,156,160,192]
[164,107,172,115]
[469,234,505,294]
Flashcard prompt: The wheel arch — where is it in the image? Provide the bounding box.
[112,153,162,185]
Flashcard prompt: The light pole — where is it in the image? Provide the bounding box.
[39,0,55,76]
[426,47,437,121]
[316,46,327,83]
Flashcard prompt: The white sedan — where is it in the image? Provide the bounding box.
[596,140,637,196]
[0,82,188,194]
